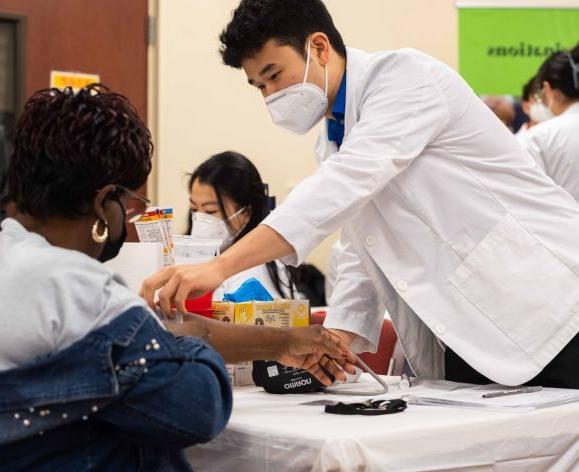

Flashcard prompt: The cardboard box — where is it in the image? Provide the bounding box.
[212,301,235,324]
[234,300,310,328]
[231,362,254,386]
[212,299,310,386]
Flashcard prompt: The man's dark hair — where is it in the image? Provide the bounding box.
[537,44,579,100]
[219,0,346,68]
[7,84,153,219]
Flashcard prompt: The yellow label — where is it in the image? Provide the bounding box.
[50,71,100,91]
[291,300,310,327]
[235,303,255,325]
[212,302,235,323]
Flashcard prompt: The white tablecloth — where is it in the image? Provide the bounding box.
[186,375,579,471]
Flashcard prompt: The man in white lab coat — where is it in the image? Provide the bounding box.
[142,0,579,388]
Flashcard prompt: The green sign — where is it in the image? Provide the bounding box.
[459,8,579,96]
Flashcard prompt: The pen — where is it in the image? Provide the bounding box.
[481,386,543,398]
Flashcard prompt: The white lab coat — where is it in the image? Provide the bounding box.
[521,103,579,202]
[263,47,579,386]
[514,122,531,144]
[324,240,342,304]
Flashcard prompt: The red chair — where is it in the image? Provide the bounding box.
[310,310,397,375]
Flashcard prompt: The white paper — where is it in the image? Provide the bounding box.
[406,384,579,412]
[105,242,164,293]
[173,235,220,265]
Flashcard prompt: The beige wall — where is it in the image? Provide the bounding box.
[155,0,457,271]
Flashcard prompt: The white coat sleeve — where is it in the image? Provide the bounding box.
[324,240,342,303]
[520,127,547,172]
[323,228,385,353]
[262,58,450,265]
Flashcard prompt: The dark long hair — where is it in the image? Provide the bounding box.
[537,44,579,100]
[187,151,295,299]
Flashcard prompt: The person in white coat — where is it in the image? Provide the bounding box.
[521,46,579,201]
[143,0,579,388]
[514,75,552,144]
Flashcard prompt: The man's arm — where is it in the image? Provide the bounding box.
[325,226,385,352]
[140,225,293,315]
[141,53,447,325]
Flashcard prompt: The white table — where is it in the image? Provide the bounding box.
[187,375,579,471]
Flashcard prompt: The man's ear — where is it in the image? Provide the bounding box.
[93,184,117,222]
[310,32,330,67]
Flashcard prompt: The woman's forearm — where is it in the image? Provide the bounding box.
[166,314,359,386]
[167,314,287,364]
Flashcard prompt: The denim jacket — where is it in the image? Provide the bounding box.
[0,307,232,471]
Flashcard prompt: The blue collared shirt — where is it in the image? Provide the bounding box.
[327,73,347,148]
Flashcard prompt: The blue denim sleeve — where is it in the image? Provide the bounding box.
[96,313,233,449]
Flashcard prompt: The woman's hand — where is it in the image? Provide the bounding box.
[140,260,226,316]
[276,325,357,385]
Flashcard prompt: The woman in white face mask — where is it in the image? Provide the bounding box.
[187,151,297,299]
[521,46,579,202]
[515,75,551,143]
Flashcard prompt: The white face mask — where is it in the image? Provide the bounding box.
[190,207,247,249]
[529,102,555,123]
[265,40,328,135]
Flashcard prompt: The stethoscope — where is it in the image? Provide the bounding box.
[323,353,390,396]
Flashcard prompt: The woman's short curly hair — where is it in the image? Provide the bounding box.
[7,84,153,218]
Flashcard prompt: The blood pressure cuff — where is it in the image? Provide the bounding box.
[252,360,325,394]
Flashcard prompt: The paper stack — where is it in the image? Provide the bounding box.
[407,384,579,412]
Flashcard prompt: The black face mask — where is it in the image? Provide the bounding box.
[98,198,127,263]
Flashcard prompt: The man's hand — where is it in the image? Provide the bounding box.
[140,225,295,317]
[276,325,357,385]
[328,328,359,348]
[140,259,227,316]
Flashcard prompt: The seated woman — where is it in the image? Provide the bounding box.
[0,85,355,471]
[187,151,296,299]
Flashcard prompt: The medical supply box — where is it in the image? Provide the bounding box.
[212,299,310,386]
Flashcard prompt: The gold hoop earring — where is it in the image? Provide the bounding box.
[91,218,109,243]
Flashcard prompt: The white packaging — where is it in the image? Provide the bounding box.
[173,235,221,265]
[134,207,174,265]
[105,242,164,293]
